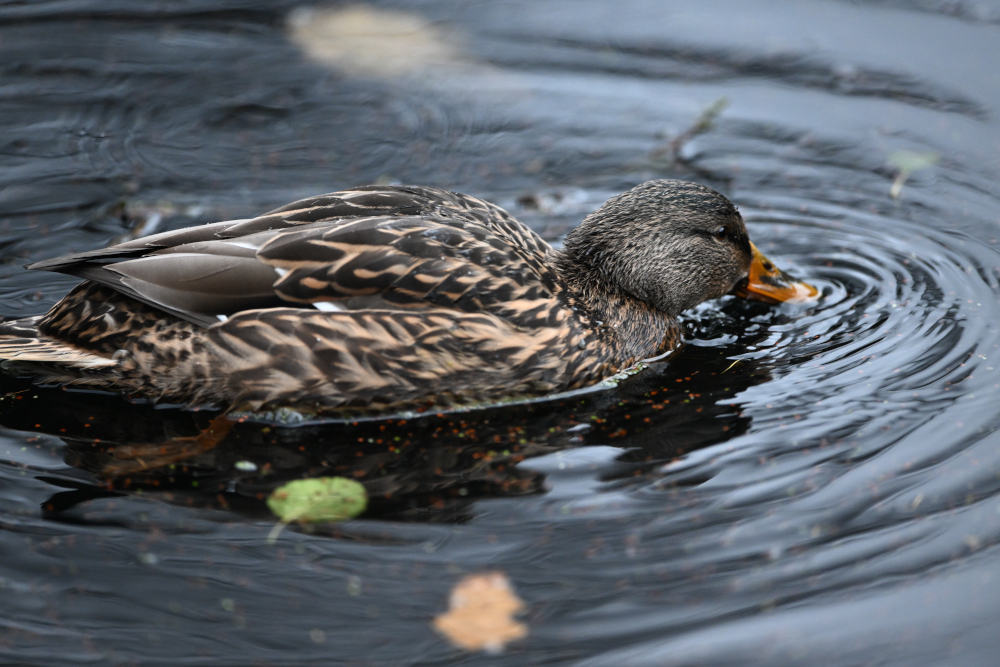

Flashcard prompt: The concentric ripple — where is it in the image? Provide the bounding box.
[739,207,998,444]
[567,203,1000,665]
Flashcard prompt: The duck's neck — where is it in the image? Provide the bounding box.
[552,248,680,364]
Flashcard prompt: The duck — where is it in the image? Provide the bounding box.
[0,179,816,413]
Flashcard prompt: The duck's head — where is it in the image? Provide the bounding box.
[559,179,817,317]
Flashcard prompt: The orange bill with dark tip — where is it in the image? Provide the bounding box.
[731,242,819,304]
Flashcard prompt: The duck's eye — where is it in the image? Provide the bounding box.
[715,226,728,241]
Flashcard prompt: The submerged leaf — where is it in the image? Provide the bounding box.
[267,477,367,523]
[433,572,527,653]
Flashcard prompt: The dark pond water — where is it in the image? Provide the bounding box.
[2,0,1000,664]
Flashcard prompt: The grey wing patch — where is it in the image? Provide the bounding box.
[26,219,251,272]
[28,229,290,327]
[49,236,286,328]
[94,253,284,327]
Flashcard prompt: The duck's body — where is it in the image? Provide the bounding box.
[0,181,813,412]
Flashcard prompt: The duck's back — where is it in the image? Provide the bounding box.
[0,186,613,411]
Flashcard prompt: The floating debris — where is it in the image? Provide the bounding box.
[650,97,729,166]
[433,572,527,653]
[889,150,939,199]
[267,477,368,525]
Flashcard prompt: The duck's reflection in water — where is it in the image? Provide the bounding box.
[2,329,770,524]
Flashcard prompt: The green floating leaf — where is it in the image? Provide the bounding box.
[267,477,367,523]
[888,150,939,174]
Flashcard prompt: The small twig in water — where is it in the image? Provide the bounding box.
[721,359,742,374]
[650,98,729,165]
[888,150,939,199]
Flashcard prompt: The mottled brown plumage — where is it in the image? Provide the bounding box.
[0,180,813,413]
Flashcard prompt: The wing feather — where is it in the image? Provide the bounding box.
[26,185,560,329]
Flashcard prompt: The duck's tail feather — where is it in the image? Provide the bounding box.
[0,317,118,385]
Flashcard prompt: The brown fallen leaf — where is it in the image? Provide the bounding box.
[433,572,527,653]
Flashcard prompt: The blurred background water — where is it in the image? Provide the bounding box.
[2,0,1000,664]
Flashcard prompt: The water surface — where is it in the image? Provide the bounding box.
[2,1,1000,665]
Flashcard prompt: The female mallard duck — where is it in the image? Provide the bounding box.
[0,180,815,413]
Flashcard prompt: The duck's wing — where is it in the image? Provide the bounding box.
[27,186,560,329]
[28,224,288,328]
[257,214,561,328]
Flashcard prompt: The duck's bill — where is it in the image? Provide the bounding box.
[732,242,819,304]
